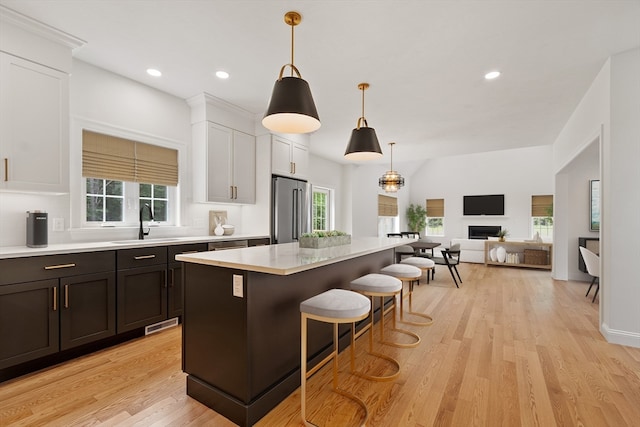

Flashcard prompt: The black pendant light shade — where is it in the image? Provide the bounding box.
[262,11,320,134]
[344,127,383,160]
[379,142,405,192]
[344,82,383,161]
[263,76,320,134]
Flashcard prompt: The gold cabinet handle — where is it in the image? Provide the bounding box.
[134,254,156,260]
[44,263,76,270]
[64,284,69,308]
[53,286,57,311]
[293,162,296,175]
[3,158,7,182]
[169,268,175,288]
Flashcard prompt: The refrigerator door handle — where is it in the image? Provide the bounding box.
[292,188,298,240]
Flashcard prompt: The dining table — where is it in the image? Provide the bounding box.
[409,239,441,257]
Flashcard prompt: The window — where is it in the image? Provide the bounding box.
[378,194,398,236]
[140,183,168,221]
[312,186,333,231]
[82,129,178,227]
[531,195,553,238]
[86,178,124,222]
[426,198,444,236]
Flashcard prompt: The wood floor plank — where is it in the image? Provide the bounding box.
[1,263,640,426]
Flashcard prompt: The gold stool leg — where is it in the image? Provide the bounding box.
[379,294,420,348]
[399,278,434,326]
[350,295,401,381]
[301,313,368,427]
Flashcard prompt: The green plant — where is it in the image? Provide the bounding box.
[497,229,509,238]
[406,204,427,232]
[301,230,348,238]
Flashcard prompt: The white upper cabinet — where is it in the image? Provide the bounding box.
[0,52,69,193]
[193,121,255,204]
[271,136,309,179]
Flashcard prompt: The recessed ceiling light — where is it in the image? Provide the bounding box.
[146,68,162,77]
[215,70,230,79]
[485,71,501,80]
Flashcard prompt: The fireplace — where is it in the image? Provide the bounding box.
[468,225,501,239]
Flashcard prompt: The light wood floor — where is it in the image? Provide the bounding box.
[1,264,639,426]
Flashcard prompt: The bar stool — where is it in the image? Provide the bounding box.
[401,256,435,284]
[300,289,370,427]
[380,264,433,326]
[349,274,419,381]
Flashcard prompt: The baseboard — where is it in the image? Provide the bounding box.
[601,322,640,348]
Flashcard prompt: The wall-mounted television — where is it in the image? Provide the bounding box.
[463,194,504,216]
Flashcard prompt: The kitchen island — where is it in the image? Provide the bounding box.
[176,237,407,426]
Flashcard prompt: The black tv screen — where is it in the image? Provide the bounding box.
[463,194,504,215]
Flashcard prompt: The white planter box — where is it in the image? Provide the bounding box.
[298,235,351,249]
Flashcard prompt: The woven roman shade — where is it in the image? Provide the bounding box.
[426,198,444,217]
[531,195,553,217]
[378,194,398,217]
[82,130,178,186]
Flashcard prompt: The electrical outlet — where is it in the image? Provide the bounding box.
[232,274,243,298]
[52,218,65,232]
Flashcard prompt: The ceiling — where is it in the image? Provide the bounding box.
[2,1,639,166]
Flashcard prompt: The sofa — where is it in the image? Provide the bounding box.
[450,238,486,263]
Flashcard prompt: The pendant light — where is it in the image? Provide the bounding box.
[262,11,320,134]
[344,83,383,161]
[379,142,405,192]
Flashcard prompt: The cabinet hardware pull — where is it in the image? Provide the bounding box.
[44,263,76,270]
[170,268,175,288]
[290,161,294,174]
[134,255,156,260]
[234,186,238,199]
[293,162,296,174]
[3,158,7,182]
[53,286,57,311]
[64,284,69,308]
[230,185,234,199]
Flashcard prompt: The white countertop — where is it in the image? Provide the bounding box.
[175,237,410,275]
[0,234,269,259]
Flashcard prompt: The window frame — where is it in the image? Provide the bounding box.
[312,186,333,232]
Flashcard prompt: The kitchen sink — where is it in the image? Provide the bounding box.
[111,238,181,244]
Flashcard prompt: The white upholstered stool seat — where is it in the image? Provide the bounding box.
[350,274,419,380]
[381,264,433,326]
[401,256,435,284]
[300,289,370,426]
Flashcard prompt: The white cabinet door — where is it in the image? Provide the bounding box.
[0,53,69,193]
[271,136,309,179]
[271,136,293,176]
[194,122,256,204]
[206,123,233,203]
[232,130,255,204]
[291,141,309,179]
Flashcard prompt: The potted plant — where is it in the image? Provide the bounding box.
[497,229,509,242]
[406,204,427,233]
[299,230,351,248]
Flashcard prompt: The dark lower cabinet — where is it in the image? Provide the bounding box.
[168,262,184,318]
[60,272,116,350]
[0,279,59,369]
[117,265,167,333]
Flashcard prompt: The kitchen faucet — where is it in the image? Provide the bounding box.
[139,203,154,240]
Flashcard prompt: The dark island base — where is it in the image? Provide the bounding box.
[182,249,394,426]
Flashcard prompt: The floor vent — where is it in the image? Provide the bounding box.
[145,317,179,335]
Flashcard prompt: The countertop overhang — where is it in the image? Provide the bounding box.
[175,237,413,275]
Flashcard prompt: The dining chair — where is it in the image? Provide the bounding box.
[579,246,600,302]
[432,243,462,288]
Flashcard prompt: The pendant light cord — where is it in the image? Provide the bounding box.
[290,20,295,77]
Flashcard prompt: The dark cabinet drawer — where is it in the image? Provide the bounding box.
[249,238,271,246]
[117,246,167,269]
[0,251,116,286]
[168,243,207,260]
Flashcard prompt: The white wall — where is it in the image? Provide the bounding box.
[602,48,640,347]
[552,48,640,348]
[408,146,554,244]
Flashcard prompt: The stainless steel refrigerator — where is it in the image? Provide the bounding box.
[271,176,311,243]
